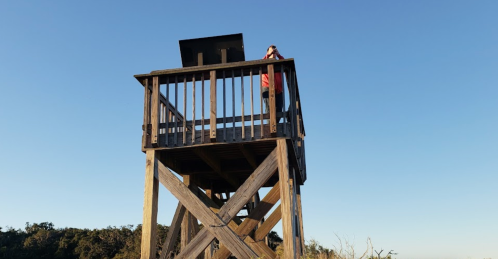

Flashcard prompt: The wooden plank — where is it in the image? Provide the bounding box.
[156,162,258,259]
[231,70,235,141]
[151,76,160,146]
[192,75,196,144]
[268,64,277,137]
[161,112,286,128]
[241,69,245,140]
[296,183,305,257]
[141,150,159,259]
[223,70,226,142]
[165,79,169,146]
[142,78,150,150]
[254,204,282,242]
[158,123,290,149]
[136,58,295,80]
[214,182,281,259]
[159,202,185,259]
[250,70,254,139]
[277,139,296,258]
[201,73,205,144]
[171,149,278,259]
[183,77,187,145]
[174,76,179,146]
[181,176,194,251]
[209,70,217,141]
[259,67,264,138]
[194,186,274,259]
[281,64,287,136]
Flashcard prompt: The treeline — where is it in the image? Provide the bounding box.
[1,222,150,259]
[0,222,282,259]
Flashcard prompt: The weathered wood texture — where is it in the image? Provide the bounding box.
[160,149,278,259]
[159,202,185,259]
[277,139,297,259]
[213,181,281,259]
[141,151,159,259]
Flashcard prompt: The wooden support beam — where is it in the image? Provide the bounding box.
[141,150,159,259]
[151,76,160,146]
[209,70,217,142]
[181,175,197,251]
[254,204,282,242]
[159,202,185,259]
[296,183,305,257]
[277,139,297,258]
[142,78,150,151]
[268,64,277,136]
[213,181,281,259]
[193,147,239,188]
[238,143,258,169]
[157,162,260,259]
[167,149,278,259]
[193,186,275,259]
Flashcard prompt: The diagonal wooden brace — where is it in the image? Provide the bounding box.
[159,202,185,259]
[213,181,281,259]
[158,148,278,259]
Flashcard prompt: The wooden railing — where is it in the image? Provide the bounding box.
[136,58,305,177]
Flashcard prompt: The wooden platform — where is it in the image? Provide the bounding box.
[156,136,302,192]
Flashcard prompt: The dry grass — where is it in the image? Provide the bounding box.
[272,235,374,259]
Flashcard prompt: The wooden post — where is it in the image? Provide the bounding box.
[296,183,305,257]
[210,70,217,142]
[268,64,277,136]
[142,78,150,151]
[277,139,297,258]
[181,176,194,251]
[151,76,160,146]
[141,150,159,259]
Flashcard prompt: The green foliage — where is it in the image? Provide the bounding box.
[0,222,171,259]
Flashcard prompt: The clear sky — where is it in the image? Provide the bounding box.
[1,1,497,259]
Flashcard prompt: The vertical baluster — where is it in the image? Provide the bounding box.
[259,67,264,138]
[250,69,254,139]
[142,78,150,149]
[183,77,187,145]
[291,70,297,140]
[223,70,226,142]
[151,76,160,146]
[165,77,169,146]
[209,70,217,142]
[160,103,164,135]
[268,64,276,136]
[174,76,178,146]
[201,73,205,144]
[232,70,235,141]
[192,74,196,145]
[281,64,286,136]
[241,68,245,140]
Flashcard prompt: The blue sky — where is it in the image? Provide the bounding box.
[1,1,497,259]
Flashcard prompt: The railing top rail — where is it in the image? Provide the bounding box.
[134,58,295,84]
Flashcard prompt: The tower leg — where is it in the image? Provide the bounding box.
[277,139,297,258]
[141,150,159,259]
[296,182,305,257]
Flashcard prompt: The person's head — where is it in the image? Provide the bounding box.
[267,45,277,57]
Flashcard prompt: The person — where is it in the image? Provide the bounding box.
[262,45,285,122]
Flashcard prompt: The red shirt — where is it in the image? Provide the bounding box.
[262,53,285,94]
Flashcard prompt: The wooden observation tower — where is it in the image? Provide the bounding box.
[134,34,307,259]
